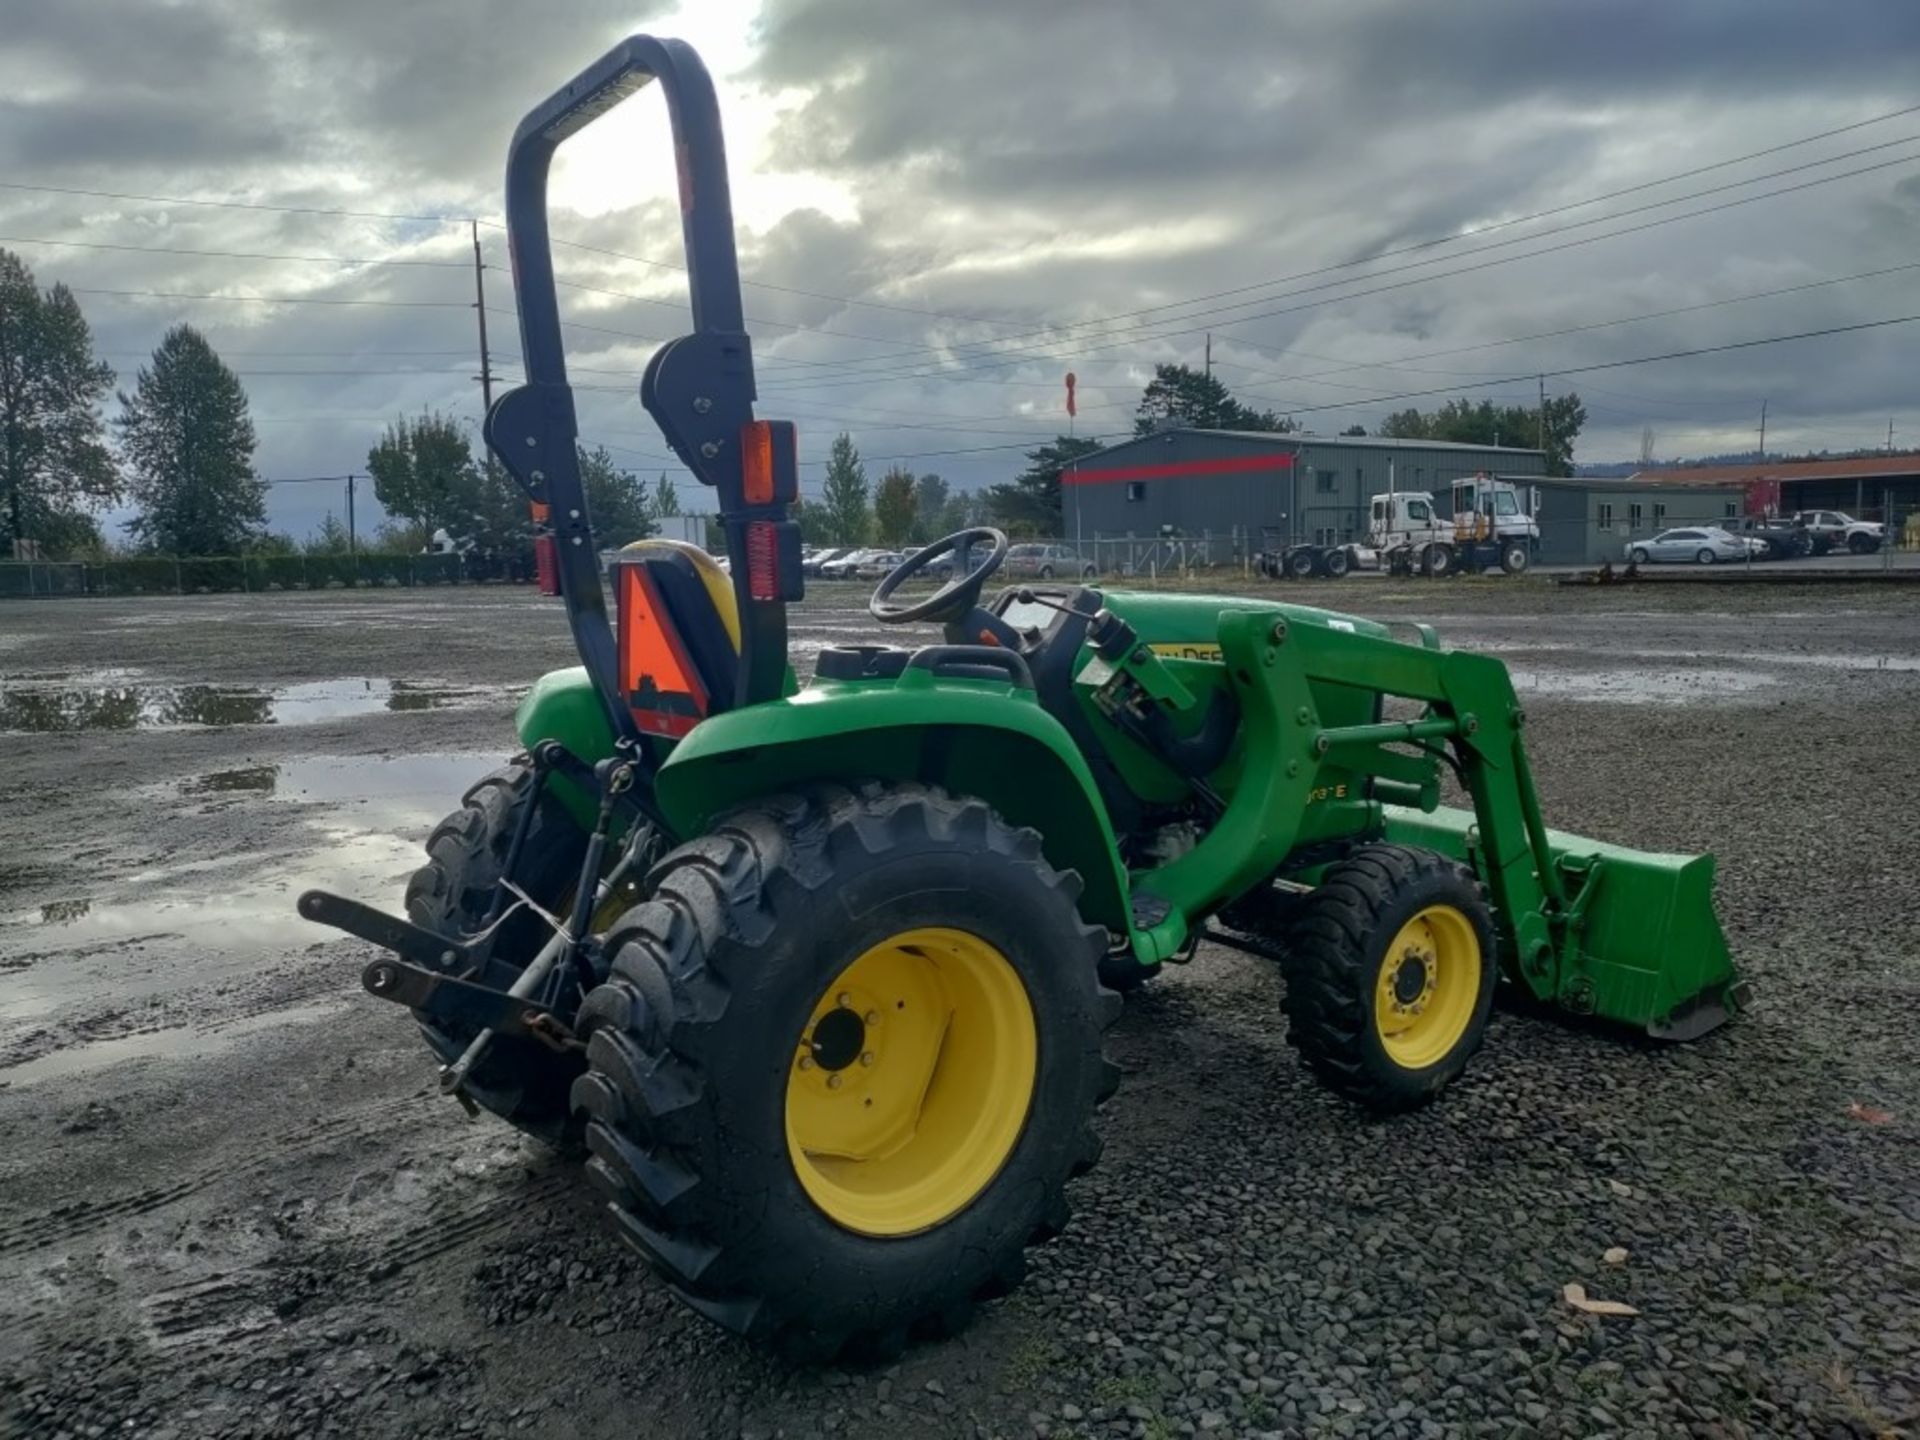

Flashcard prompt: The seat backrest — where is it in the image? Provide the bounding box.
[612,539,741,738]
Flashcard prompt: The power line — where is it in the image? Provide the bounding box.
[770,142,1920,390]
[1196,259,1920,398]
[925,111,1920,349]
[490,100,1920,337]
[0,179,471,226]
[72,285,472,309]
[0,233,470,269]
[1242,313,1920,421]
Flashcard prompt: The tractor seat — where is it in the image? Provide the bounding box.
[612,539,740,738]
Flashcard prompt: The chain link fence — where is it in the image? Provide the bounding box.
[0,551,540,599]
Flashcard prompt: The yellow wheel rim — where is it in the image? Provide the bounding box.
[785,927,1037,1237]
[1373,905,1481,1070]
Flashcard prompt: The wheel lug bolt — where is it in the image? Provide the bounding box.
[837,993,852,1008]
[798,1056,814,1071]
[827,1073,843,1090]
[860,1052,875,1066]
[865,1011,879,1026]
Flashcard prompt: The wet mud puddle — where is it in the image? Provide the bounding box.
[0,752,499,1086]
[0,674,505,733]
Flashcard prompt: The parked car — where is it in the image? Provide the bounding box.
[1625,527,1750,565]
[853,551,906,581]
[1004,542,1097,580]
[802,547,851,577]
[818,548,878,579]
[1791,510,1884,555]
[1721,515,1812,559]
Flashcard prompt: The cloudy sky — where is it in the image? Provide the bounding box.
[4,0,1918,541]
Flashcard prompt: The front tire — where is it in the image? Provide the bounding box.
[572,783,1119,1360]
[404,763,589,1146]
[1421,543,1455,578]
[1501,542,1531,575]
[1282,845,1496,1113]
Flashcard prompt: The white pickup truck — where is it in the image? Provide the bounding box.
[1790,510,1883,555]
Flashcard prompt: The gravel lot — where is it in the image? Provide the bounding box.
[2,581,1917,1440]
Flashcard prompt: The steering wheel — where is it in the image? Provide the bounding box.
[869,526,1009,624]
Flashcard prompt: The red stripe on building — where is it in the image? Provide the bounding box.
[1062,452,1296,486]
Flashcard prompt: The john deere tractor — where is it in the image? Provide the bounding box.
[301,36,1745,1362]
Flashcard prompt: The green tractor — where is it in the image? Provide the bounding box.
[302,36,1745,1361]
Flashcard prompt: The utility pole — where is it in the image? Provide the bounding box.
[1890,419,1896,454]
[1204,332,1213,382]
[1758,399,1768,460]
[346,474,357,555]
[1537,375,1547,455]
[471,220,495,416]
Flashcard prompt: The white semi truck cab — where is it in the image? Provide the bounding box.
[1367,476,1539,577]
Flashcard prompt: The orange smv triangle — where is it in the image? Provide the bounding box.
[617,563,709,739]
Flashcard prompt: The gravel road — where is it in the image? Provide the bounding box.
[2,582,1917,1440]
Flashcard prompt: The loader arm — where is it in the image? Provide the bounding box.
[1127,612,1740,1035]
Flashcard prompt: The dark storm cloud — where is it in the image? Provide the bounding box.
[4,0,1919,535]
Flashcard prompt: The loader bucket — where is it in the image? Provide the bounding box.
[1381,805,1746,1039]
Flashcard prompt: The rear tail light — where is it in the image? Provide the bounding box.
[747,521,778,601]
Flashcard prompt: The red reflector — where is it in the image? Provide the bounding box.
[747,522,779,601]
[534,535,560,597]
[742,421,775,505]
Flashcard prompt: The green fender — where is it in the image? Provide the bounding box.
[514,666,619,829]
[652,669,1135,939]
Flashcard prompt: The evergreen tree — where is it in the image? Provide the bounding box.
[873,466,918,546]
[578,445,655,547]
[653,471,681,517]
[1133,363,1295,436]
[912,472,950,537]
[118,325,265,555]
[306,512,352,554]
[818,433,871,545]
[0,249,118,557]
[983,436,1102,534]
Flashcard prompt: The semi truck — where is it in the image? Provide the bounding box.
[1258,474,1539,580]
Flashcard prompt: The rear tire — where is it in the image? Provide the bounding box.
[1287,549,1317,579]
[1282,844,1496,1113]
[1696,548,1715,565]
[1629,547,1650,564]
[572,782,1119,1360]
[405,762,590,1147]
[1324,548,1351,578]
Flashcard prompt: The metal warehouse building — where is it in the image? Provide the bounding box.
[1529,476,1747,565]
[1628,454,1920,520]
[1061,429,1549,553]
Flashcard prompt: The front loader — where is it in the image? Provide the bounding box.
[300,35,1746,1362]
